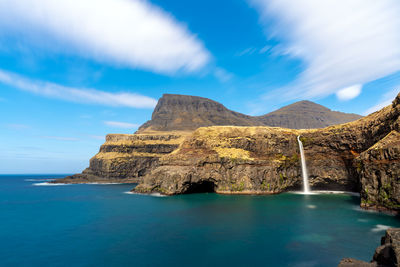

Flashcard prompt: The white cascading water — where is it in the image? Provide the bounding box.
[297,135,310,194]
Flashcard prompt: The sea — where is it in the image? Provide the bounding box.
[1,174,399,267]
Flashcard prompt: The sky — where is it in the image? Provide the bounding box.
[1,0,400,174]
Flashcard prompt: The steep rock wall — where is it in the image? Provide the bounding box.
[56,133,187,184]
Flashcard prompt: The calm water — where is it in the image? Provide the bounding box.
[1,175,400,267]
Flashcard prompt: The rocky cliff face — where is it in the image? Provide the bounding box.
[357,131,400,212]
[339,228,400,266]
[134,125,361,195]
[137,94,362,132]
[55,132,188,184]
[134,93,400,213]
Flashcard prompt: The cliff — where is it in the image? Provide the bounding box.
[338,228,400,266]
[134,92,400,213]
[137,94,362,132]
[55,132,189,184]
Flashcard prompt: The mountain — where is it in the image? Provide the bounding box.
[258,100,362,129]
[137,94,362,133]
[137,94,261,132]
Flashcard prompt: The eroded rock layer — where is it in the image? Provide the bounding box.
[55,132,188,184]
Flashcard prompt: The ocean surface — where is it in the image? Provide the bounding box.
[1,175,400,267]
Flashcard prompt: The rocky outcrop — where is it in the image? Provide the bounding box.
[338,228,400,267]
[358,131,400,213]
[135,127,304,194]
[134,92,400,213]
[55,133,188,184]
[134,126,361,195]
[137,94,362,132]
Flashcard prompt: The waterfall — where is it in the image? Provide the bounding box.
[297,135,310,194]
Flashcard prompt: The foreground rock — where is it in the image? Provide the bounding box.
[54,132,188,184]
[338,228,400,267]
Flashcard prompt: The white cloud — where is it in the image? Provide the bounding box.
[364,87,399,115]
[336,84,362,101]
[0,0,210,74]
[214,68,234,83]
[259,45,271,54]
[236,47,257,57]
[251,0,400,100]
[104,121,139,129]
[0,69,157,108]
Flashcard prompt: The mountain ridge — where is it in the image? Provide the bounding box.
[137,94,362,133]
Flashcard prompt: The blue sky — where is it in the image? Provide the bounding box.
[1,0,400,174]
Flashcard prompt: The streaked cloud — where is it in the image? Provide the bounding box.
[214,67,234,83]
[336,84,362,101]
[251,0,400,101]
[364,87,399,115]
[236,47,257,57]
[236,46,271,56]
[0,69,157,108]
[0,0,211,74]
[104,121,139,129]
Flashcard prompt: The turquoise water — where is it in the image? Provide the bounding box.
[1,175,400,267]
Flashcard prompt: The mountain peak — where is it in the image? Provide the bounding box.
[137,94,362,133]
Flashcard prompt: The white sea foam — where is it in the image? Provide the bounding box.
[290,190,359,196]
[371,224,392,232]
[351,205,393,215]
[124,191,167,197]
[33,182,69,186]
[24,179,55,182]
[290,191,317,195]
[307,205,317,209]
